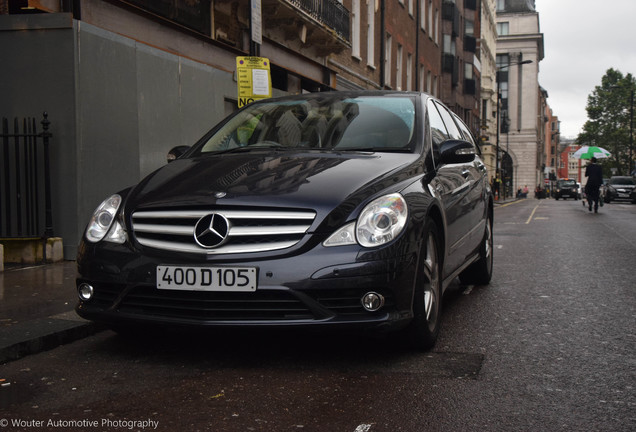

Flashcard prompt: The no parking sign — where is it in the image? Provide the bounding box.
[236,56,272,108]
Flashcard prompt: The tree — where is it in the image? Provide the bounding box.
[578,68,636,176]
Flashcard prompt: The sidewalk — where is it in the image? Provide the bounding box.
[0,261,103,364]
[494,196,521,206]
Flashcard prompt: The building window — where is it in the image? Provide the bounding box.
[409,0,414,16]
[434,9,440,44]
[407,53,413,91]
[352,0,361,58]
[465,19,474,36]
[443,35,455,55]
[497,22,509,36]
[396,44,403,90]
[125,0,211,36]
[367,0,375,67]
[496,0,505,11]
[385,34,392,86]
[499,82,508,102]
[428,1,433,35]
[427,71,432,94]
[465,63,473,80]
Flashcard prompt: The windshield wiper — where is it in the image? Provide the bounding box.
[209,142,286,155]
[334,147,412,153]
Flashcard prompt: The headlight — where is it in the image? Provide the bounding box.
[85,194,126,244]
[324,193,408,248]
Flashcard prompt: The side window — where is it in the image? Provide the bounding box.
[434,102,463,141]
[454,115,475,145]
[427,100,448,166]
[452,113,481,156]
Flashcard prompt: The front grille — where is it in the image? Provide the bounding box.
[117,287,315,321]
[131,208,316,255]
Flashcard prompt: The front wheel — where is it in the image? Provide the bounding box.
[403,219,443,351]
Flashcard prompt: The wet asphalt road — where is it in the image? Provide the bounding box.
[1,198,635,432]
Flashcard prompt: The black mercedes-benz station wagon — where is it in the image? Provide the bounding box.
[76,91,493,350]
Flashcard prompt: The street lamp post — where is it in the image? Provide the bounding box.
[495,58,532,198]
[629,89,634,175]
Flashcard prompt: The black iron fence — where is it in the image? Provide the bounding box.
[289,0,350,42]
[1,113,53,239]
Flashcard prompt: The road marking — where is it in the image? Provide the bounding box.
[526,204,540,224]
[495,200,524,208]
[354,424,373,432]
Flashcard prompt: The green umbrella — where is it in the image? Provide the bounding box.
[573,146,611,159]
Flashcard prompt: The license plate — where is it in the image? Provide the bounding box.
[157,265,257,292]
[618,193,628,198]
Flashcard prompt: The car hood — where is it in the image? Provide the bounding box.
[124,150,422,230]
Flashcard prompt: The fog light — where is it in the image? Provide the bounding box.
[361,292,385,312]
[78,283,94,301]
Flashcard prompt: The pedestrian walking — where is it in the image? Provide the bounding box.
[493,174,502,200]
[584,157,603,213]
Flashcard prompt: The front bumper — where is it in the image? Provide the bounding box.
[76,240,418,331]
[607,189,635,200]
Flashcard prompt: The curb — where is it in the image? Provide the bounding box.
[0,312,104,364]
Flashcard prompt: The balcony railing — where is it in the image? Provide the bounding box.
[288,0,350,42]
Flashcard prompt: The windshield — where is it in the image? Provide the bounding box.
[609,177,635,185]
[195,96,416,154]
[558,180,576,186]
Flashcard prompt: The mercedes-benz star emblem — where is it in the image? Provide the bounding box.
[193,213,230,248]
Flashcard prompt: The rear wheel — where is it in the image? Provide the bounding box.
[404,219,442,351]
[459,213,493,286]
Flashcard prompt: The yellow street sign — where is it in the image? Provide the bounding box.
[236,56,272,108]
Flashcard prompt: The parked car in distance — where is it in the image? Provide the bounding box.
[554,179,578,200]
[604,176,636,203]
[75,91,494,351]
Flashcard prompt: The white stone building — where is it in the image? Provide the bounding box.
[495,0,545,194]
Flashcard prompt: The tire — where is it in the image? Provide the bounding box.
[459,213,493,286]
[404,219,443,351]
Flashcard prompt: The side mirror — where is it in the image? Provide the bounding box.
[439,139,476,164]
[167,146,190,163]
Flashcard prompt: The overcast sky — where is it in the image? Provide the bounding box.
[534,0,636,139]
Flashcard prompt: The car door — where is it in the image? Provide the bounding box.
[427,100,474,275]
[452,111,488,256]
